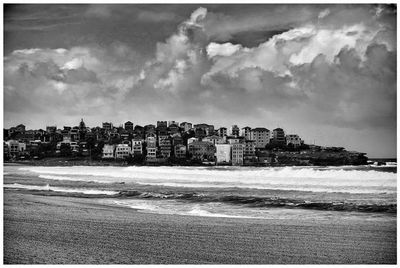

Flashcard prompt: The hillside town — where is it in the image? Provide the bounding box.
[4,119,368,166]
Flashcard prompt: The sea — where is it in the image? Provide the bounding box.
[3,163,397,222]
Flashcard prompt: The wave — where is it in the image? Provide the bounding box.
[19,166,396,194]
[4,183,119,196]
[113,190,396,213]
[4,181,396,214]
[106,199,396,220]
[111,200,257,219]
[38,174,114,184]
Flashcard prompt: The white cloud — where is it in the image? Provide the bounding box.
[62,58,84,70]
[206,42,242,58]
[318,9,330,19]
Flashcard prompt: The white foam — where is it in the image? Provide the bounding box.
[187,204,249,218]
[4,183,119,195]
[18,165,397,194]
[38,174,113,183]
[109,200,256,219]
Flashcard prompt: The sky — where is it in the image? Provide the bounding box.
[3,4,397,157]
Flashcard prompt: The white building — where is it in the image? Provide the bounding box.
[146,147,157,159]
[215,144,231,164]
[6,140,26,155]
[115,144,130,159]
[102,144,115,159]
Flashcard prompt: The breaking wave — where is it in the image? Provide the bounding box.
[4,183,119,196]
[20,166,396,194]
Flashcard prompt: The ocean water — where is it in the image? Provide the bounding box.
[3,164,397,220]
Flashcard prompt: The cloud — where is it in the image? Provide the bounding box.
[206,42,243,57]
[4,44,141,127]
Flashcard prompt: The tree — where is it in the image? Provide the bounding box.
[60,143,72,157]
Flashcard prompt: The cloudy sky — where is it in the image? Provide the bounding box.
[3,4,397,157]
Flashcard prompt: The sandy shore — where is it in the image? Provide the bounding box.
[4,191,396,264]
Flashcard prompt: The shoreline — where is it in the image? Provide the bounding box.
[4,191,397,264]
[4,159,395,168]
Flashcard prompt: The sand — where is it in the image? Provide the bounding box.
[3,191,397,264]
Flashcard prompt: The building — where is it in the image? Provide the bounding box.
[286,134,303,147]
[227,136,244,144]
[172,135,183,146]
[272,128,286,146]
[243,140,256,157]
[168,121,179,127]
[157,121,168,128]
[158,135,172,158]
[46,126,57,134]
[188,141,215,161]
[56,137,79,153]
[168,124,180,135]
[231,143,244,166]
[187,137,198,145]
[115,144,130,159]
[250,128,270,148]
[174,144,187,159]
[6,140,26,156]
[70,128,79,141]
[4,141,10,157]
[180,122,192,132]
[132,138,143,155]
[102,144,115,159]
[230,125,240,137]
[194,124,214,136]
[120,130,130,140]
[146,136,157,159]
[218,127,227,137]
[243,140,257,165]
[124,121,134,131]
[102,122,113,131]
[194,128,207,139]
[203,135,224,145]
[133,125,144,138]
[215,144,231,164]
[144,124,156,134]
[241,127,252,140]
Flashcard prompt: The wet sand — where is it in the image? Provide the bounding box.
[4,191,396,264]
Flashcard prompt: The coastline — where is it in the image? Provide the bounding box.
[4,191,397,264]
[4,157,394,167]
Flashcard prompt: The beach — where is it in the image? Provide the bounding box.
[4,190,396,264]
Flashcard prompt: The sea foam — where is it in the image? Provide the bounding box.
[19,165,396,194]
[4,183,119,195]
